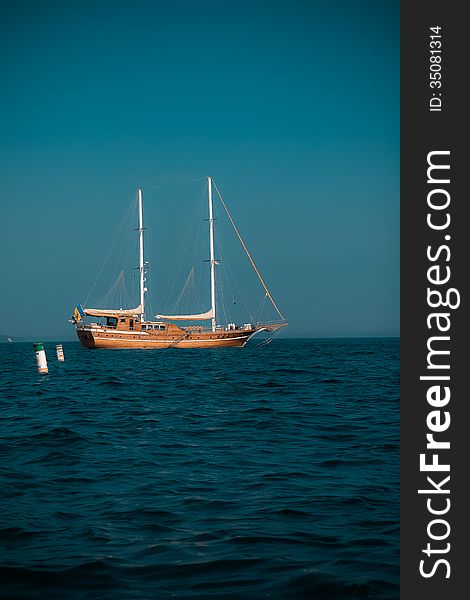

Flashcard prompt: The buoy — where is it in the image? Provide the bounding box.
[33,342,48,374]
[56,344,65,362]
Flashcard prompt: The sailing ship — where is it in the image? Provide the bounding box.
[72,177,287,348]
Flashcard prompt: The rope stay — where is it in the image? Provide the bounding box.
[214,229,255,324]
[102,270,132,309]
[160,191,206,313]
[255,292,269,325]
[142,176,206,193]
[84,192,137,307]
[256,327,282,348]
[212,180,285,322]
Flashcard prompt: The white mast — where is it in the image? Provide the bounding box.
[208,176,216,332]
[138,188,145,322]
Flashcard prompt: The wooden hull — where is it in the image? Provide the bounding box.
[76,326,256,349]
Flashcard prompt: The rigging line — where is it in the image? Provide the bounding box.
[161,191,205,312]
[216,276,229,325]
[142,177,206,192]
[160,186,204,310]
[103,270,125,305]
[212,180,285,321]
[215,230,254,323]
[84,192,137,306]
[214,236,231,323]
[256,327,282,348]
[255,292,269,325]
[174,267,195,310]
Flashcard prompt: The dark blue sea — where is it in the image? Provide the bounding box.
[0,338,399,599]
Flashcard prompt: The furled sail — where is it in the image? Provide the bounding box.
[83,304,143,317]
[155,308,214,321]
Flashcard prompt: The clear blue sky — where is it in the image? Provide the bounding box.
[0,0,399,340]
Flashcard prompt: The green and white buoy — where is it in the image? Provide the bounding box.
[33,342,48,374]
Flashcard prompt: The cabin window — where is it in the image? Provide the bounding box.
[106,317,117,328]
[141,325,147,330]
[158,325,166,330]
[129,319,134,330]
[120,318,126,323]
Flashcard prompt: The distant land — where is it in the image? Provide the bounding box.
[0,333,80,343]
[0,334,27,342]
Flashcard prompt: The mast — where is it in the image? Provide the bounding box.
[208,176,216,332]
[138,188,145,322]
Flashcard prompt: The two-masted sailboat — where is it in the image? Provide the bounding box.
[72,177,286,348]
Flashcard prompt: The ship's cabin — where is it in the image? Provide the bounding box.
[104,316,133,330]
[103,316,169,332]
[141,323,167,331]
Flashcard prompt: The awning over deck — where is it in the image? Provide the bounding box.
[83,304,143,318]
[155,308,214,321]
